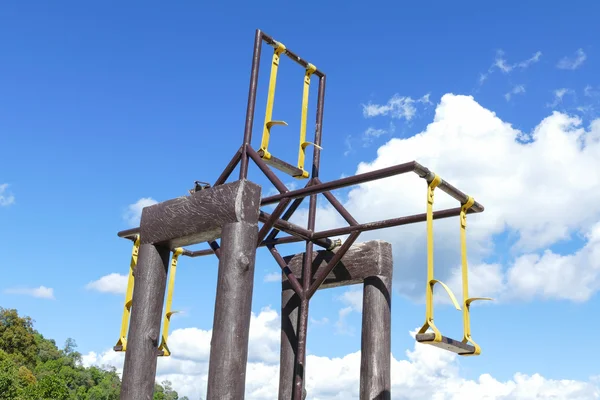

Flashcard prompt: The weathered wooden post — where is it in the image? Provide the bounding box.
[206,221,259,399]
[120,243,171,399]
[279,240,393,400]
[119,180,261,400]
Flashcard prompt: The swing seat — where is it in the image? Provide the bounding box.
[258,149,308,179]
[415,333,476,355]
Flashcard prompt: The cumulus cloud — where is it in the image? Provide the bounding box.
[82,308,600,399]
[0,183,15,206]
[290,93,600,303]
[123,197,158,227]
[85,273,128,295]
[557,49,587,70]
[4,286,55,299]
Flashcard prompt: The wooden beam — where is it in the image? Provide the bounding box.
[139,179,261,248]
[282,240,393,290]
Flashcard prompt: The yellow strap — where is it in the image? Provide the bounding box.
[158,247,183,357]
[260,41,287,160]
[115,235,140,352]
[418,175,461,342]
[460,196,492,356]
[295,63,318,179]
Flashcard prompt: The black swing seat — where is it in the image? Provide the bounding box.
[415,333,476,355]
[258,150,306,178]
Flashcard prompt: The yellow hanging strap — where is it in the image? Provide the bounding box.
[417,175,461,342]
[260,41,288,161]
[114,235,140,352]
[460,196,493,356]
[295,63,322,179]
[157,247,183,357]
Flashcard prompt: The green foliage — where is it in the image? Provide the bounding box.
[0,307,183,399]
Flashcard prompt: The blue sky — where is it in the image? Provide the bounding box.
[2,1,600,398]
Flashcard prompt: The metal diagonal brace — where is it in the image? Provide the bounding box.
[459,196,492,356]
[158,247,184,357]
[417,175,461,342]
[114,235,140,352]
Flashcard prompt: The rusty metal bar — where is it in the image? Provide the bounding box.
[313,207,474,239]
[257,198,292,245]
[260,31,325,79]
[119,206,472,258]
[259,210,313,240]
[214,147,242,186]
[247,146,289,194]
[314,177,358,226]
[208,240,221,259]
[267,244,304,298]
[239,29,263,180]
[306,231,361,299]
[265,196,306,242]
[261,161,485,213]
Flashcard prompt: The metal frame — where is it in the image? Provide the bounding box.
[115,28,486,400]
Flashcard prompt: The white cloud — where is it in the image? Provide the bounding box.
[494,50,542,74]
[263,272,281,283]
[82,308,600,399]
[123,197,158,227]
[4,285,55,299]
[86,273,128,295]
[290,93,600,303]
[362,122,396,147]
[557,49,587,70]
[362,93,431,121]
[0,184,15,206]
[547,88,574,108]
[505,84,526,101]
[479,50,541,86]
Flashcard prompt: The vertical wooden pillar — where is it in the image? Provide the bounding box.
[279,283,301,400]
[206,221,259,400]
[120,244,171,400]
[360,274,392,400]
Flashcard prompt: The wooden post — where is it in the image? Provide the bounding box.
[120,244,171,400]
[279,281,301,400]
[360,274,392,400]
[206,221,259,400]
[278,240,393,400]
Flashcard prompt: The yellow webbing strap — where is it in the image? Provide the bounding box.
[115,235,140,352]
[158,247,183,357]
[295,63,321,179]
[460,196,492,356]
[418,175,461,342]
[260,41,288,160]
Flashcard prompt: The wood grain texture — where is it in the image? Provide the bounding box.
[279,240,393,400]
[361,275,392,400]
[206,222,259,400]
[278,285,301,400]
[282,240,393,290]
[120,244,171,400]
[139,179,261,248]
[415,333,475,354]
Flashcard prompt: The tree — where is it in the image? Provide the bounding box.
[0,308,38,368]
